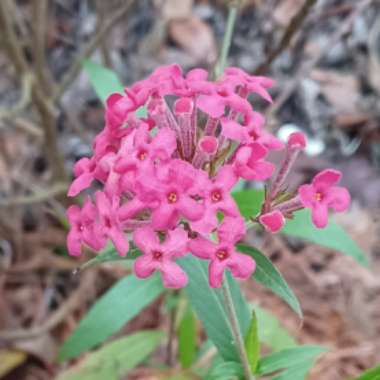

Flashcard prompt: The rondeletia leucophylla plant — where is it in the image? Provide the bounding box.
[66,64,351,289]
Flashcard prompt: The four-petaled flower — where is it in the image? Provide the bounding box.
[298,169,351,228]
[133,226,189,288]
[188,217,256,288]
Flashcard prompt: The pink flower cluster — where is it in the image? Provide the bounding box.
[67,64,350,289]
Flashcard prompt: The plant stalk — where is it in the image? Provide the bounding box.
[221,279,254,380]
[213,2,240,79]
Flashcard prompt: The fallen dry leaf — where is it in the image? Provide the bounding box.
[273,0,304,26]
[0,349,27,378]
[155,0,193,21]
[310,69,360,115]
[168,16,217,64]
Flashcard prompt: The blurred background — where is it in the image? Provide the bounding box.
[0,0,379,379]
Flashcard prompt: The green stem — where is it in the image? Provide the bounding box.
[221,279,254,380]
[213,2,240,79]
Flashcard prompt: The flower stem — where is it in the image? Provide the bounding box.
[213,1,240,79]
[221,279,254,380]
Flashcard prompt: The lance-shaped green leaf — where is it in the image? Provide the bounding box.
[244,311,260,374]
[59,274,164,360]
[178,306,197,369]
[233,189,368,267]
[57,330,163,380]
[257,345,327,377]
[179,255,250,362]
[351,363,380,380]
[83,60,124,103]
[255,305,296,351]
[237,244,302,318]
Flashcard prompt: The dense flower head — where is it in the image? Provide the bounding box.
[66,64,350,288]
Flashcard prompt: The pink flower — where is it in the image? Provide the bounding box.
[68,157,96,197]
[259,210,285,233]
[298,169,351,228]
[233,142,275,181]
[191,165,239,234]
[222,67,274,103]
[95,191,129,256]
[188,217,256,288]
[148,160,204,229]
[115,125,176,174]
[66,197,105,256]
[133,226,188,288]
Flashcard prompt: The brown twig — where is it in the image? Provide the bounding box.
[254,0,318,75]
[31,0,54,94]
[0,182,68,207]
[0,0,66,183]
[54,0,136,100]
[267,0,374,117]
[0,270,96,341]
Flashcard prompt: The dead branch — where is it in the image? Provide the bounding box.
[255,0,318,75]
[268,0,374,118]
[0,182,68,207]
[0,0,66,183]
[54,0,136,101]
[0,270,97,341]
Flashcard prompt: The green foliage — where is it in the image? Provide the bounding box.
[83,59,147,117]
[233,189,368,266]
[56,330,163,380]
[79,243,141,270]
[238,244,302,318]
[83,60,124,103]
[178,306,198,369]
[257,345,327,379]
[59,274,164,360]
[244,311,260,373]
[351,363,380,380]
[179,255,250,362]
[254,306,297,351]
[206,361,243,380]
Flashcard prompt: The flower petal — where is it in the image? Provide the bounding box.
[227,252,256,280]
[313,169,342,192]
[311,203,329,228]
[326,186,351,212]
[208,260,226,288]
[188,237,216,259]
[163,227,188,258]
[133,226,160,253]
[134,255,157,279]
[161,261,188,288]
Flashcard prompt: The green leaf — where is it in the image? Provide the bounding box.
[56,330,163,380]
[283,209,369,267]
[178,306,197,369]
[59,274,164,361]
[233,189,264,219]
[237,244,302,318]
[83,60,147,117]
[271,361,314,380]
[83,60,124,103]
[254,306,297,351]
[244,312,260,374]
[206,361,243,380]
[257,345,327,376]
[79,244,141,271]
[233,189,368,267]
[351,363,380,380]
[180,255,251,362]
